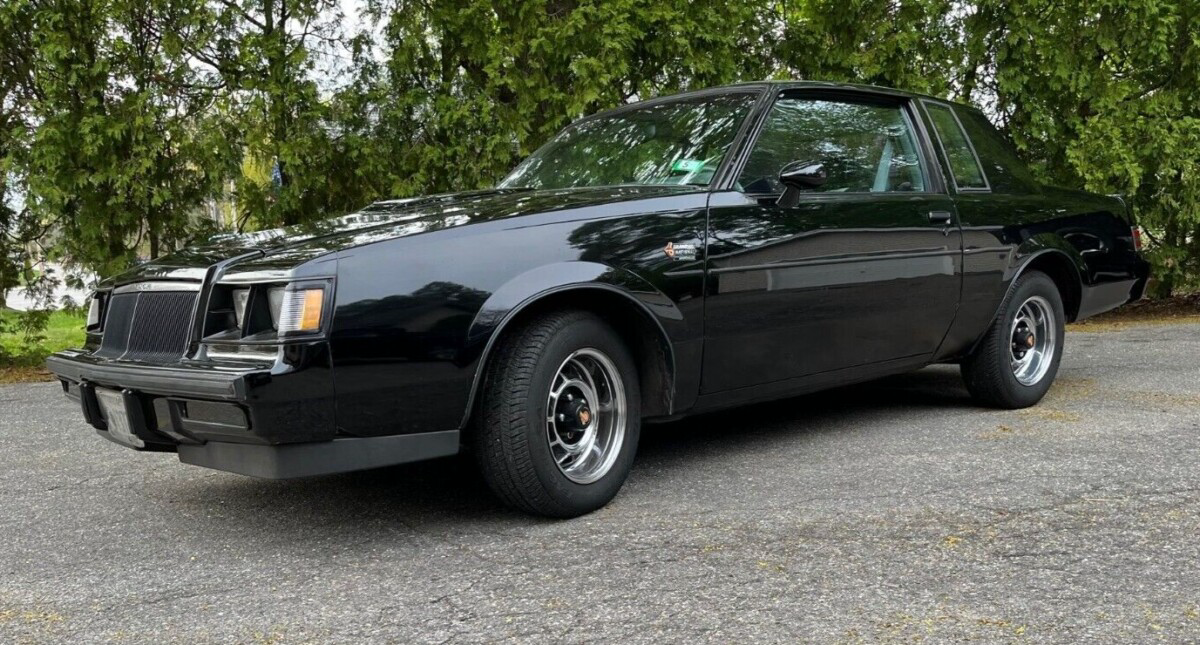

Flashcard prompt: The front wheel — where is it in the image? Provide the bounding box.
[962,271,1066,409]
[473,310,640,517]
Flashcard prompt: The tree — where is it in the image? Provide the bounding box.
[2,0,1199,303]
[0,0,37,310]
[778,0,964,97]
[15,0,225,276]
[175,0,353,228]
[354,0,781,198]
[966,0,1200,296]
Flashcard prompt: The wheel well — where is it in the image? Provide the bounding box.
[478,288,675,418]
[1023,252,1082,322]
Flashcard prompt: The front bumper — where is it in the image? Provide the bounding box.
[47,351,253,401]
[44,345,458,478]
[48,345,337,446]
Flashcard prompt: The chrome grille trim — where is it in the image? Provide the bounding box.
[112,281,202,294]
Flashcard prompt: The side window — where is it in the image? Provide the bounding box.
[925,102,988,190]
[955,109,1039,194]
[737,96,925,194]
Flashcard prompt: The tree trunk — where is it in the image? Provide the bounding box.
[149,223,159,259]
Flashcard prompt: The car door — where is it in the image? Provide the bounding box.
[701,90,963,394]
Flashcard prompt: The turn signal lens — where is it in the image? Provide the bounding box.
[277,287,325,334]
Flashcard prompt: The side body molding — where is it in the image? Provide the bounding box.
[459,261,683,429]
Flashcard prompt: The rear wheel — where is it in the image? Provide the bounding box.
[962,271,1066,409]
[473,310,640,517]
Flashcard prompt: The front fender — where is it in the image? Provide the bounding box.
[459,260,683,427]
[466,261,682,345]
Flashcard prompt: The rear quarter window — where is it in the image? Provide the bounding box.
[955,109,1040,194]
[924,102,988,191]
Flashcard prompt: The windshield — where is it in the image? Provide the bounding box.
[499,92,757,190]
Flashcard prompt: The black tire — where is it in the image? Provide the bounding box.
[962,270,1066,409]
[473,310,641,518]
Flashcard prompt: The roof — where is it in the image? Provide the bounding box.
[600,80,977,117]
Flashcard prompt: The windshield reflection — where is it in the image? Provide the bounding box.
[500,92,757,190]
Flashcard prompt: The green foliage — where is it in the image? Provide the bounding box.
[0,308,87,367]
[970,0,1200,296]
[1,0,1198,308]
[345,0,778,199]
[779,0,964,96]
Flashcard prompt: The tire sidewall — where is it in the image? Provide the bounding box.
[521,317,641,513]
[995,272,1066,406]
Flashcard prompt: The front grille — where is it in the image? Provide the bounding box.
[96,287,198,362]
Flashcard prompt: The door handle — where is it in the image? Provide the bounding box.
[928,211,954,225]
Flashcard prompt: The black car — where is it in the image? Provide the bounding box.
[48,81,1149,517]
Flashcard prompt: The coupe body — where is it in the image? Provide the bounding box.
[48,81,1149,516]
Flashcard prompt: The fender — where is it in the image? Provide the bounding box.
[967,237,1085,356]
[1003,233,1088,287]
[457,261,682,429]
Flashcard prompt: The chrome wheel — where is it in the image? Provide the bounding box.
[1010,295,1056,386]
[545,348,627,484]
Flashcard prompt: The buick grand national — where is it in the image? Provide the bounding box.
[48,82,1149,517]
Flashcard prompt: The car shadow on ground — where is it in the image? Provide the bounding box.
[178,365,975,530]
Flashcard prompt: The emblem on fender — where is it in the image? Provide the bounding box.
[664,241,697,261]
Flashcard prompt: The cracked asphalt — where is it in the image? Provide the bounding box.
[2,321,1199,644]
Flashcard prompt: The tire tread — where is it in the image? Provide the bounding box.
[962,270,1063,409]
[474,310,595,517]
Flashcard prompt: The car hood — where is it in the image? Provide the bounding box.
[102,185,703,286]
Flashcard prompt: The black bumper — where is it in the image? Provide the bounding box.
[47,347,335,445]
[47,352,252,401]
[45,346,458,478]
[1076,257,1152,320]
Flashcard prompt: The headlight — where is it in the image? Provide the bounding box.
[206,281,329,341]
[267,287,285,327]
[231,289,251,328]
[86,294,103,328]
[276,287,325,334]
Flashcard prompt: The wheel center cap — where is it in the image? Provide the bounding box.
[1014,329,1035,349]
[557,395,592,438]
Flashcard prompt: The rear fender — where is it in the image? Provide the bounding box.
[981,235,1085,340]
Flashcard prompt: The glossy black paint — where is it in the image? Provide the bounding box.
[702,190,963,393]
[49,81,1150,461]
[327,185,708,436]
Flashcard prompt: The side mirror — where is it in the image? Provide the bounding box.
[778,161,826,207]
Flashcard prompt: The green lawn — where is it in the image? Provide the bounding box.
[1,308,87,367]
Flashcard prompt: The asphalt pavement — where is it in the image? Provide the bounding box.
[1,322,1198,644]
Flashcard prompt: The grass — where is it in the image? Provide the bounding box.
[0,308,87,383]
